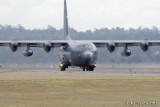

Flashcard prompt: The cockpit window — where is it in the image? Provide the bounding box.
[77,44,96,51]
[81,44,92,49]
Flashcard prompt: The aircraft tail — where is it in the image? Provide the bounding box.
[64,0,71,40]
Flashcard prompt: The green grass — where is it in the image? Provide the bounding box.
[0,71,159,107]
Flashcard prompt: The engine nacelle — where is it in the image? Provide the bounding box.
[23,49,33,57]
[107,43,115,53]
[43,42,51,53]
[121,49,131,57]
[9,42,18,52]
[141,42,149,52]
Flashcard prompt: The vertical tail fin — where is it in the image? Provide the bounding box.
[64,0,71,40]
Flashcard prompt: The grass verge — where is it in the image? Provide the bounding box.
[0,71,159,107]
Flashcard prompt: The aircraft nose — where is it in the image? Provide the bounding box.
[82,51,93,64]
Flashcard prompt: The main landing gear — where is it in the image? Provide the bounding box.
[60,67,66,71]
[59,63,67,71]
[83,64,96,71]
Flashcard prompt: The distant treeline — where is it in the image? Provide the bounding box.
[0,24,160,65]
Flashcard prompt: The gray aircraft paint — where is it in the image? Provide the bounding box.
[58,41,98,71]
[64,0,70,40]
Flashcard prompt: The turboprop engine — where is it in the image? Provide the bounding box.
[107,43,115,53]
[141,42,149,52]
[43,42,51,53]
[121,49,131,57]
[9,42,18,52]
[23,49,33,57]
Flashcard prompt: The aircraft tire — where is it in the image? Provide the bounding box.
[89,66,94,71]
[83,67,85,71]
[86,66,94,71]
[60,67,66,71]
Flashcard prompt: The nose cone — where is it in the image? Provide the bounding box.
[82,51,93,64]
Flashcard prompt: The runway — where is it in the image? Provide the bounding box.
[0,67,160,75]
[68,70,160,74]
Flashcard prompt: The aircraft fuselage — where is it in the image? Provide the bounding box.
[58,41,98,71]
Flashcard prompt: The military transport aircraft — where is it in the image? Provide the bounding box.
[0,0,160,71]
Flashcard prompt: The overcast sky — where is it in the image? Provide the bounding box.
[0,0,160,31]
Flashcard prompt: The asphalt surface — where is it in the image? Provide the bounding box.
[0,68,160,75]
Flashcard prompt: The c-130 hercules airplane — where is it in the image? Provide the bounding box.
[0,0,160,71]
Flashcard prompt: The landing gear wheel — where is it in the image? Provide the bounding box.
[83,66,85,71]
[89,67,94,71]
[88,66,94,71]
[86,66,89,71]
[61,68,66,71]
[60,67,66,71]
[59,62,67,71]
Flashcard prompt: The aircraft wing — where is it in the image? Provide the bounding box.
[91,40,160,53]
[92,40,160,47]
[0,40,68,48]
[1,40,160,48]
